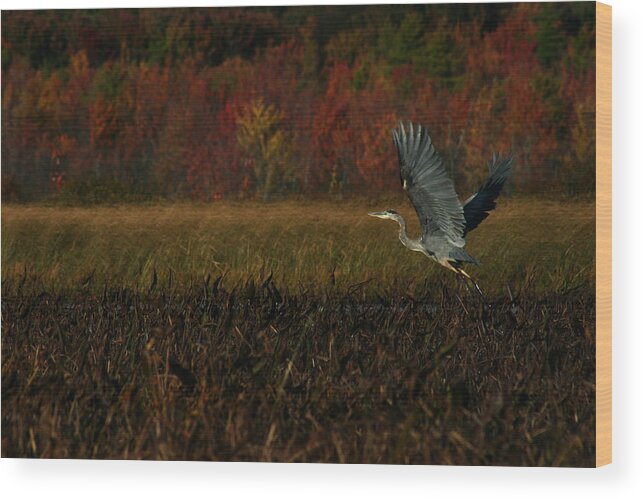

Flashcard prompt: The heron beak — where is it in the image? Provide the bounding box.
[368,211,388,219]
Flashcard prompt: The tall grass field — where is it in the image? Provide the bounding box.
[2,198,594,295]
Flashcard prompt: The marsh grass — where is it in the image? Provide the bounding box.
[1,198,594,297]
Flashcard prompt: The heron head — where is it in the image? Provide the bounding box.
[368,209,399,220]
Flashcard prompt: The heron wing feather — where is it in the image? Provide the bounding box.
[462,154,513,234]
[393,122,466,247]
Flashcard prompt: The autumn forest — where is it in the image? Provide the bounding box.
[1,3,596,202]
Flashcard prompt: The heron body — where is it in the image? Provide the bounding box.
[369,122,512,295]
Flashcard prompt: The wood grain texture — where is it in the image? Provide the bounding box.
[596,1,612,467]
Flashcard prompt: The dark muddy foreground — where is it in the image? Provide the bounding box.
[2,279,595,465]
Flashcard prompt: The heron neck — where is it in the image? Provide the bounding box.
[395,216,417,250]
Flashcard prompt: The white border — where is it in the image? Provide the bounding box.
[1,0,641,497]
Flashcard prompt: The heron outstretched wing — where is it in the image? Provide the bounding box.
[393,122,466,247]
[462,153,513,235]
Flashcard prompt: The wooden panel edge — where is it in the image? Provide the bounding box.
[596,1,612,468]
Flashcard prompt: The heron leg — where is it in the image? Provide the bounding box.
[454,267,488,308]
[455,271,474,297]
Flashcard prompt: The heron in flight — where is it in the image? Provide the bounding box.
[369,122,512,299]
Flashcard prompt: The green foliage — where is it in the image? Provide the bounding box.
[350,60,370,91]
[535,7,568,67]
[52,175,160,204]
[424,22,466,82]
[378,12,425,67]
[536,2,596,70]
[566,24,597,76]
[1,174,22,202]
[1,41,12,71]
[92,62,124,101]
[560,99,596,196]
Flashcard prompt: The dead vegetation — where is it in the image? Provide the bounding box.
[2,277,595,465]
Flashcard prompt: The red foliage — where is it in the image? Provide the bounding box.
[1,4,596,200]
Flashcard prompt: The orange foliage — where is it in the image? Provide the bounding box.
[1,4,596,200]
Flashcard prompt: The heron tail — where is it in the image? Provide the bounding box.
[449,247,480,266]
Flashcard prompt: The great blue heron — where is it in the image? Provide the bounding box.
[369,122,512,299]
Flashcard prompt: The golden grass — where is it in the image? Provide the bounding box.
[1,198,595,296]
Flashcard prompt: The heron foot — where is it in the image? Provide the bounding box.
[455,268,490,311]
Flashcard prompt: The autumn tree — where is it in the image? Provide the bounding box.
[236,99,295,201]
